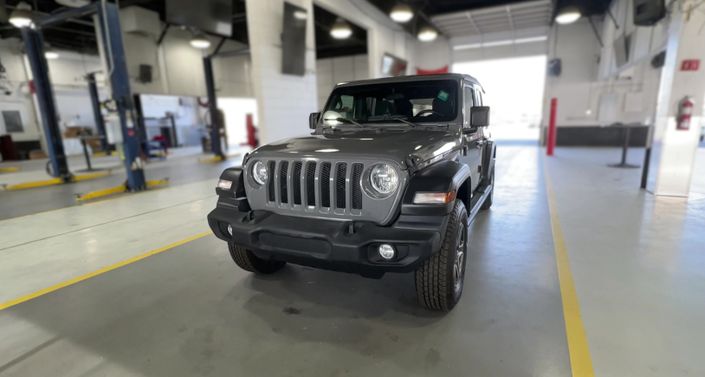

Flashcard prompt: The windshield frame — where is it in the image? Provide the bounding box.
[318,78,463,129]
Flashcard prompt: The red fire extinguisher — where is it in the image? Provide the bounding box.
[676,96,694,131]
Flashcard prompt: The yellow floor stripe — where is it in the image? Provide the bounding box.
[2,177,64,190]
[544,160,596,377]
[75,183,127,202]
[0,166,20,173]
[0,231,211,311]
[73,170,112,182]
[75,178,170,202]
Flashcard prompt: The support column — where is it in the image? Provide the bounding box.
[96,2,146,190]
[245,0,318,144]
[20,28,70,179]
[646,2,705,197]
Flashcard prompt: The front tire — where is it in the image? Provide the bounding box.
[415,200,468,312]
[228,243,286,274]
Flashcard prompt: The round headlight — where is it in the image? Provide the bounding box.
[369,163,399,196]
[252,161,268,185]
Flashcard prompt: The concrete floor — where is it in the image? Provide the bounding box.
[0,147,243,220]
[0,145,704,376]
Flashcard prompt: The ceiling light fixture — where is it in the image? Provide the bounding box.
[330,18,352,39]
[9,1,33,28]
[555,6,581,24]
[190,33,211,49]
[417,26,437,42]
[390,3,413,23]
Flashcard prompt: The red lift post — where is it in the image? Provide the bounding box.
[547,97,558,156]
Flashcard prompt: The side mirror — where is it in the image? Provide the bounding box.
[309,112,321,129]
[470,106,490,128]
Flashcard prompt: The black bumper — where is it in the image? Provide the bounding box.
[207,206,447,277]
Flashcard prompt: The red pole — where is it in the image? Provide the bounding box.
[547,97,557,156]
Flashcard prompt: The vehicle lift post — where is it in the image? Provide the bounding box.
[20,2,147,191]
[20,28,70,180]
[203,53,225,160]
[86,72,109,154]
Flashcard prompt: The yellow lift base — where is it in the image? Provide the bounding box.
[198,152,241,164]
[0,170,112,191]
[0,166,20,173]
[75,178,169,202]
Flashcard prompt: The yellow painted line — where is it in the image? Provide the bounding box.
[146,178,170,188]
[2,177,63,190]
[73,170,112,182]
[0,231,211,312]
[1,170,111,191]
[76,183,127,202]
[0,166,20,173]
[544,160,596,377]
[198,152,241,164]
[75,178,170,202]
[199,155,225,163]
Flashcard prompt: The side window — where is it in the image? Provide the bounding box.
[332,95,354,118]
[464,86,475,127]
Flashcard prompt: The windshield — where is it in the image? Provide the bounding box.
[322,79,459,127]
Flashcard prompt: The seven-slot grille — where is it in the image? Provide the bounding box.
[263,159,365,215]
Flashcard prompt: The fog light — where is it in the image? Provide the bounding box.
[378,244,395,260]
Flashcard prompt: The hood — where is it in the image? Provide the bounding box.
[249,128,461,168]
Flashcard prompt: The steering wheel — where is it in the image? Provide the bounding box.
[414,109,438,118]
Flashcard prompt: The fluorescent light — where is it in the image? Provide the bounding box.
[453,43,482,50]
[190,34,211,49]
[417,26,437,42]
[555,7,581,24]
[514,35,548,44]
[45,51,59,60]
[390,4,413,23]
[9,2,33,28]
[453,35,549,50]
[330,18,352,39]
[482,40,513,48]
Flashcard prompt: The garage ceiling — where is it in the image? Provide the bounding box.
[431,0,552,38]
[0,0,248,55]
[368,0,614,39]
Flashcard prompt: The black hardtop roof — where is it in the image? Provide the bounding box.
[335,73,482,90]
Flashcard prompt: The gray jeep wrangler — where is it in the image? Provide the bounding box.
[208,73,495,312]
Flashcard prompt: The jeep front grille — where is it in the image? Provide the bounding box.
[263,159,365,215]
[245,158,405,224]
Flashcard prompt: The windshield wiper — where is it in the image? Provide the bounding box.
[388,116,420,127]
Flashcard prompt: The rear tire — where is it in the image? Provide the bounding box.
[415,200,468,312]
[228,243,286,274]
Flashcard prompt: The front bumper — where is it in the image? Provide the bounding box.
[207,206,447,278]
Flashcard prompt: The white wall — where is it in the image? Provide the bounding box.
[413,37,452,72]
[245,0,318,144]
[316,54,368,108]
[541,0,670,129]
[116,7,254,98]
[541,19,602,128]
[0,38,106,143]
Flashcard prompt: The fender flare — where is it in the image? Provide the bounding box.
[400,160,472,216]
